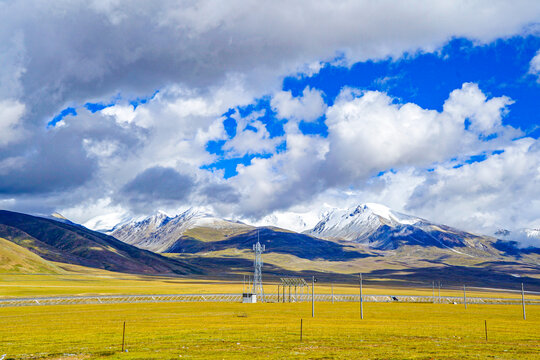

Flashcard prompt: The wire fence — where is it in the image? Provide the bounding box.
[0,293,539,307]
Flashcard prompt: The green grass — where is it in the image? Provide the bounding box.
[0,271,530,300]
[0,301,537,359]
[0,238,63,274]
[182,226,252,242]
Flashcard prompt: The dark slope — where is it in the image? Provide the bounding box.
[165,227,372,261]
[0,210,201,275]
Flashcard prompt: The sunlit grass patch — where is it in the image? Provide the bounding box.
[0,300,537,359]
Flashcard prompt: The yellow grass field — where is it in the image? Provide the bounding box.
[0,301,538,359]
[1,270,538,359]
[0,268,531,300]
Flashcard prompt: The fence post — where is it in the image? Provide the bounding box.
[522,283,526,320]
[359,273,364,320]
[300,318,303,342]
[121,321,126,352]
[484,320,488,341]
[312,276,315,318]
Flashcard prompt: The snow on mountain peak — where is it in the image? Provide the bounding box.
[110,206,252,252]
[364,203,392,221]
[306,203,422,241]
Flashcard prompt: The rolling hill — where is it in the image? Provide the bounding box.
[167,226,371,261]
[0,210,201,275]
[0,237,63,274]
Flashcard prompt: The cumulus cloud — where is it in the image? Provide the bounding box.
[222,119,281,156]
[323,83,517,186]
[271,87,326,122]
[443,83,513,134]
[401,138,540,239]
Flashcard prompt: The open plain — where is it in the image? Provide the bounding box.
[0,273,539,360]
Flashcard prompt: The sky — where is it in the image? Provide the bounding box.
[1,1,540,240]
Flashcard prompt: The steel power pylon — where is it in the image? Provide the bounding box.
[253,230,265,302]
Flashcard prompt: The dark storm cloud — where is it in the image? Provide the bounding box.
[121,166,195,205]
[0,109,145,195]
[200,183,240,204]
[0,128,96,194]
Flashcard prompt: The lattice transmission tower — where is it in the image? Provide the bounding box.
[253,230,265,302]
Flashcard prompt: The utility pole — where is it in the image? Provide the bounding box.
[311,276,315,318]
[359,273,364,320]
[331,283,334,304]
[463,284,467,309]
[521,283,526,320]
[432,281,435,303]
[438,281,441,303]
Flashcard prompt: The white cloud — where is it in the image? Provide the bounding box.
[223,120,281,156]
[404,137,540,237]
[323,83,518,185]
[443,82,513,134]
[101,105,138,126]
[0,99,26,146]
[62,197,129,231]
[529,49,540,81]
[271,87,326,122]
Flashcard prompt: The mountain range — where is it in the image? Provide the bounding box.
[111,203,539,256]
[106,203,540,287]
[1,203,539,288]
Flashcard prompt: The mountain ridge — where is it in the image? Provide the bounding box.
[0,210,201,275]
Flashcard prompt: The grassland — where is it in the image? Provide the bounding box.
[1,270,539,359]
[0,301,538,359]
[0,238,63,275]
[0,269,532,300]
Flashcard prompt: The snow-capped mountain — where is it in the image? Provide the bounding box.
[305,203,494,252]
[110,207,252,252]
[109,202,536,257]
[255,211,321,233]
[307,203,422,241]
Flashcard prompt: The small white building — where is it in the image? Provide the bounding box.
[242,293,257,303]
